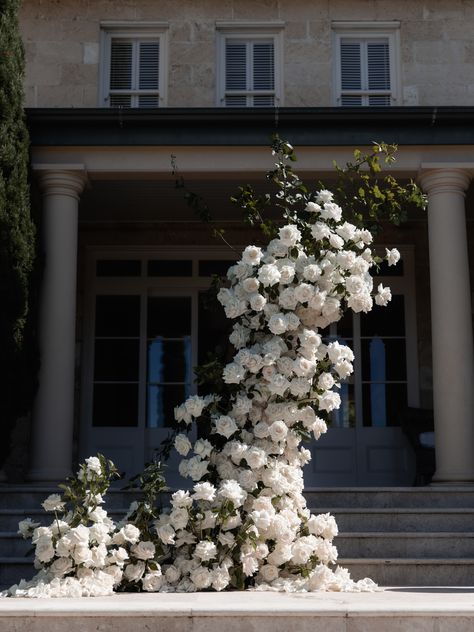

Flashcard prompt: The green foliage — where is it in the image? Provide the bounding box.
[122,458,167,547]
[58,454,120,528]
[0,0,37,467]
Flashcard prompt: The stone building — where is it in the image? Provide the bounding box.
[16,0,474,487]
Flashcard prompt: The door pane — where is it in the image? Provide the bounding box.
[361,338,407,382]
[362,383,408,427]
[93,383,139,427]
[360,295,405,337]
[148,338,192,383]
[95,295,140,337]
[94,339,139,381]
[147,384,188,428]
[147,297,191,337]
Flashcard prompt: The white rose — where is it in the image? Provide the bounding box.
[305,201,322,213]
[103,564,123,586]
[165,565,181,583]
[174,433,192,456]
[303,264,322,282]
[157,525,176,545]
[245,446,267,469]
[18,518,41,538]
[85,456,102,475]
[131,541,156,560]
[187,455,209,481]
[268,313,288,335]
[258,263,281,287]
[194,438,212,459]
[347,291,372,313]
[316,189,334,204]
[260,564,279,582]
[193,481,216,502]
[218,480,247,507]
[124,560,146,582]
[317,372,335,390]
[190,566,212,589]
[142,570,163,592]
[41,493,65,512]
[336,222,357,242]
[35,536,55,563]
[184,395,207,417]
[386,247,401,266]
[329,233,344,249]
[49,556,73,578]
[318,391,341,412]
[279,224,301,246]
[194,540,217,562]
[242,245,263,266]
[223,362,245,384]
[268,420,288,443]
[320,201,342,222]
[375,283,392,306]
[72,543,93,566]
[215,415,238,439]
[294,283,314,304]
[311,222,331,241]
[242,277,260,293]
[249,293,267,311]
[171,490,193,508]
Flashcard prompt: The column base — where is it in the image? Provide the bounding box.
[431,471,474,485]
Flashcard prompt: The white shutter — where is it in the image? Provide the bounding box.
[225,41,247,106]
[367,41,391,106]
[252,41,274,106]
[107,36,161,108]
[223,37,276,107]
[109,40,133,107]
[340,41,362,106]
[138,41,160,107]
[339,37,392,106]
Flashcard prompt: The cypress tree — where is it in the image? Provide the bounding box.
[0,0,37,469]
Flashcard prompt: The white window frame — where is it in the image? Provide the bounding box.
[332,21,400,107]
[216,21,284,107]
[99,22,169,108]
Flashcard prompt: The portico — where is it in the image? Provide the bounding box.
[25,107,474,485]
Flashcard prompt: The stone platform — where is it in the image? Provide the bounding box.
[1,588,474,632]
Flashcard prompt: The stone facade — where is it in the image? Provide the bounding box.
[19,0,474,108]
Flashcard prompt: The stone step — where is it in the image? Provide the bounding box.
[304,486,474,508]
[340,558,474,587]
[312,507,474,532]
[0,533,32,557]
[336,532,474,558]
[0,557,35,589]
[2,590,474,632]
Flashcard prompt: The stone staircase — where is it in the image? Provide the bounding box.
[1,486,474,588]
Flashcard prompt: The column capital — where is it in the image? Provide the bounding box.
[418,166,472,197]
[33,164,87,200]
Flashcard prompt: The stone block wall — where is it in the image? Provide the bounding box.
[19,0,474,108]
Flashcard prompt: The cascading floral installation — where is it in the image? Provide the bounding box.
[5,139,404,597]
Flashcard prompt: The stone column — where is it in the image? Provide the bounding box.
[29,166,87,481]
[419,167,474,483]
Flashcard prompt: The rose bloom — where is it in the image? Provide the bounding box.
[174,433,192,457]
[268,313,288,335]
[242,277,260,293]
[223,362,245,384]
[318,391,341,412]
[171,490,193,508]
[184,394,207,417]
[242,245,263,266]
[41,493,65,512]
[375,283,392,306]
[193,481,216,502]
[131,540,156,561]
[305,201,322,213]
[268,420,288,443]
[317,372,335,390]
[124,560,146,582]
[258,263,281,287]
[215,415,238,439]
[190,566,212,590]
[218,480,247,507]
[142,571,163,592]
[165,565,181,584]
[386,247,401,266]
[279,224,301,246]
[245,446,267,469]
[249,293,267,312]
[194,540,217,562]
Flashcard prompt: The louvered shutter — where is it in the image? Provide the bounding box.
[367,41,390,106]
[340,41,362,106]
[109,40,133,107]
[253,41,274,106]
[225,42,247,106]
[107,36,161,108]
[339,37,392,106]
[138,41,160,108]
[224,38,276,106]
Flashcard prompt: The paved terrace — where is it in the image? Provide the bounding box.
[1,588,474,631]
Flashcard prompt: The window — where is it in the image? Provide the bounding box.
[216,22,284,107]
[100,22,168,107]
[332,22,400,106]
